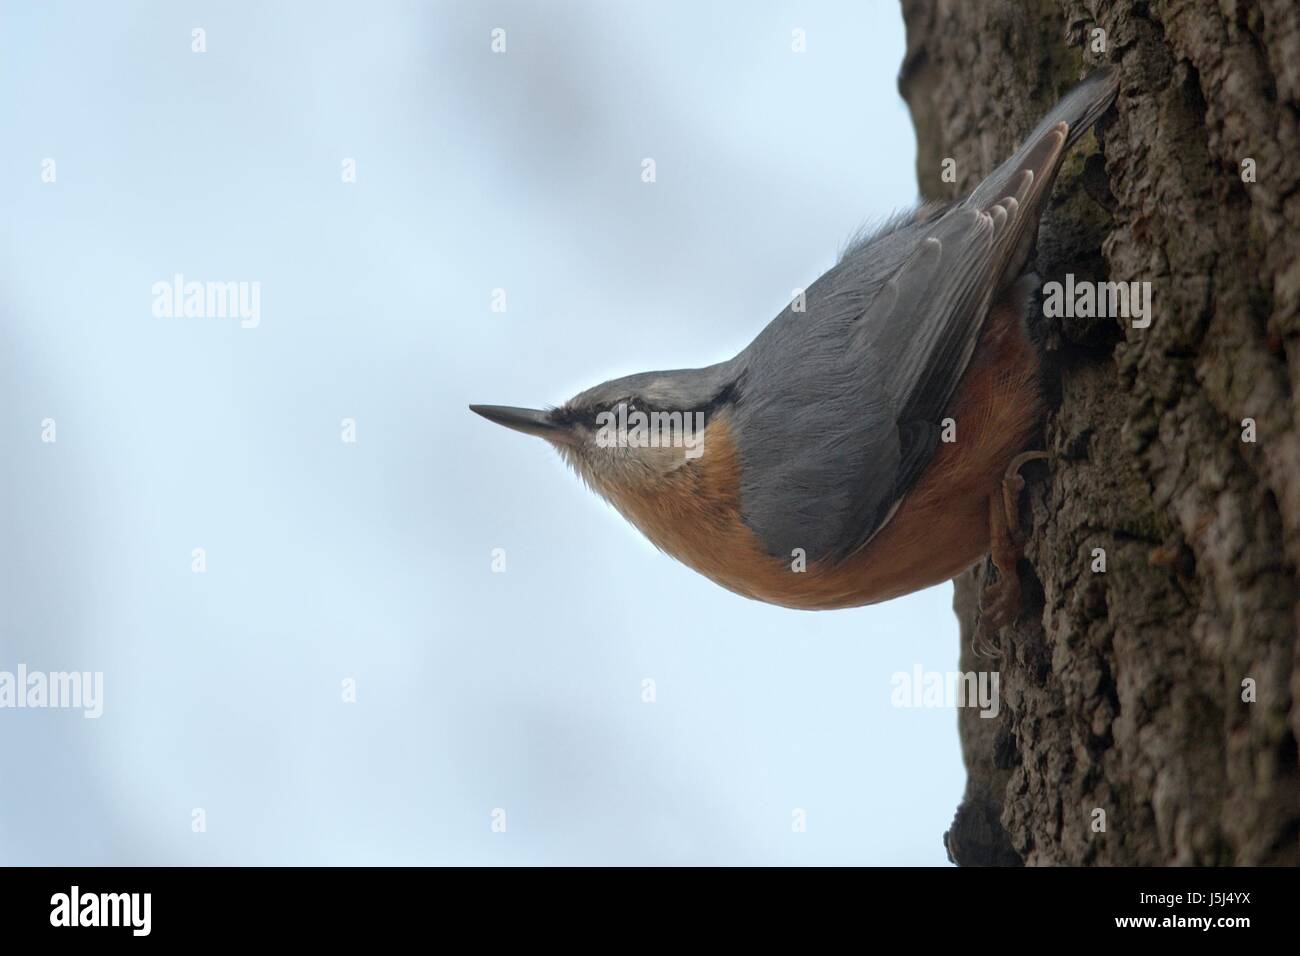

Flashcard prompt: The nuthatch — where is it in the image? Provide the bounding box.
[472,67,1118,630]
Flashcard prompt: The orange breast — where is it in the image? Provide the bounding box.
[603,290,1045,610]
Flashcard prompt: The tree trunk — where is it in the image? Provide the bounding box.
[899,0,1300,865]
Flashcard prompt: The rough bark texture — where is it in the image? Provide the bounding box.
[900,0,1300,865]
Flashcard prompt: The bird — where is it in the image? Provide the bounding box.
[471,67,1119,636]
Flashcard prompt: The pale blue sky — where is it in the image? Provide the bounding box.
[0,1,966,865]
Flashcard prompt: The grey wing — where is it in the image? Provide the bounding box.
[865,187,1032,436]
[736,69,1117,563]
[735,129,1066,562]
[853,116,1081,530]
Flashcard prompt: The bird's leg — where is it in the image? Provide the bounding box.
[977,450,1048,642]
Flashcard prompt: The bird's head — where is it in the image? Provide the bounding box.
[470,364,739,502]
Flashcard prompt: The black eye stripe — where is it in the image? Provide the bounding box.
[552,383,737,429]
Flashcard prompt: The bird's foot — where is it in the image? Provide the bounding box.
[999,450,1048,545]
[973,451,1048,654]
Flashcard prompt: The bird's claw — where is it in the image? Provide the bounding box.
[973,450,1047,652]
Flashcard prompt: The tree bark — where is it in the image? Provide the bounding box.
[899,0,1300,865]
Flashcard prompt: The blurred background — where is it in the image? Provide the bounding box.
[0,0,965,865]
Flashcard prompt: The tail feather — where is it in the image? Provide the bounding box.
[966,66,1118,211]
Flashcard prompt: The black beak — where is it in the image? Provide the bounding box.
[469,405,574,444]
